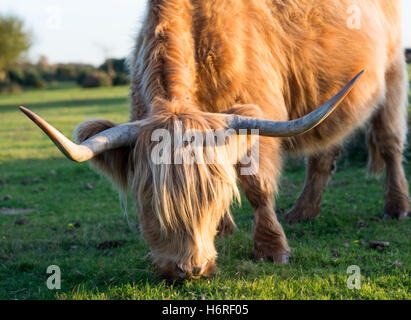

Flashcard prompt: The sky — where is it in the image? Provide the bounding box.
[0,0,410,66]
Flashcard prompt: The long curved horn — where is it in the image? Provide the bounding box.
[224,70,364,137]
[19,106,139,162]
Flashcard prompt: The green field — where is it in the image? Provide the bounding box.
[0,80,410,300]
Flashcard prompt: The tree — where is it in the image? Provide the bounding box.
[99,58,128,75]
[0,15,31,81]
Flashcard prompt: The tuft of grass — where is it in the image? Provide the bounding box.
[0,81,410,300]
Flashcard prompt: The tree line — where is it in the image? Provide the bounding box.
[0,15,129,94]
[1,14,410,95]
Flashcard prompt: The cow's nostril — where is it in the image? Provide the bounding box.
[192,266,201,276]
[176,263,205,278]
[176,265,187,278]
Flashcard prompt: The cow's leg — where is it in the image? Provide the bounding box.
[238,137,290,263]
[285,146,341,223]
[367,56,410,220]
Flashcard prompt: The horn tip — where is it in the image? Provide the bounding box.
[356,69,365,78]
[347,69,365,87]
[19,106,37,122]
[19,106,31,115]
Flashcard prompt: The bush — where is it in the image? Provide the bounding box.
[76,70,93,86]
[8,68,25,84]
[23,69,46,88]
[113,73,129,86]
[81,71,112,88]
[0,81,23,94]
[8,83,23,93]
[0,81,9,93]
[55,65,78,81]
[38,68,55,82]
[99,58,128,75]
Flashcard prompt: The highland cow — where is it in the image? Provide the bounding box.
[21,0,409,279]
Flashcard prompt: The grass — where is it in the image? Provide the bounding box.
[0,80,410,300]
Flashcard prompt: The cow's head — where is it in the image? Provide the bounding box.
[20,71,363,279]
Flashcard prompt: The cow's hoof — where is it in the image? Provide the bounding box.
[254,246,290,264]
[273,253,290,264]
[383,212,408,220]
[284,207,319,223]
[257,253,290,264]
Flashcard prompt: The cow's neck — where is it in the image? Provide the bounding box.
[139,0,198,114]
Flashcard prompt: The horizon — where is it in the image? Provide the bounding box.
[1,0,411,66]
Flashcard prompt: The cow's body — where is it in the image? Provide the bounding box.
[130,0,404,153]
[126,0,408,228]
[119,0,408,277]
[24,0,409,279]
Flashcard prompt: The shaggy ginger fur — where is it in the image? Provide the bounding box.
[132,100,240,278]
[75,0,409,278]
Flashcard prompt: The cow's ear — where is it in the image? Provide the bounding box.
[75,120,131,191]
[222,104,264,118]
